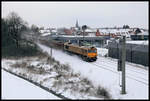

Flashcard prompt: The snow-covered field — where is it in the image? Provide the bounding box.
[37,43,148,99]
[2,69,60,99]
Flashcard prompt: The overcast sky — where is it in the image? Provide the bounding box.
[2,2,149,29]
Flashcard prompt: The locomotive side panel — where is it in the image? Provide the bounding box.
[64,42,97,61]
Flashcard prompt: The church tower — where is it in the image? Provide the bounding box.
[76,20,79,28]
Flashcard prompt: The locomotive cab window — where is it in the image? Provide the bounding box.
[93,50,97,53]
[88,50,92,53]
[88,50,96,53]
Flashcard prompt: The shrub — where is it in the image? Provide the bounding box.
[53,64,60,70]
[27,65,46,74]
[73,72,81,77]
[53,79,63,88]
[38,52,48,59]
[11,61,27,68]
[2,41,40,58]
[96,86,110,99]
[55,60,60,65]
[82,77,92,85]
[47,56,56,65]
[61,64,71,71]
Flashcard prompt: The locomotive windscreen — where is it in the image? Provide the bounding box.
[88,50,96,53]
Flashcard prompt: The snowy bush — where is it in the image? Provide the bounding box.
[53,64,60,71]
[96,86,110,99]
[11,61,27,68]
[47,56,56,65]
[81,77,92,86]
[37,52,47,59]
[55,60,60,65]
[52,79,63,90]
[61,64,71,72]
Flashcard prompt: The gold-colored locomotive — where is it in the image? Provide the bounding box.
[64,42,97,61]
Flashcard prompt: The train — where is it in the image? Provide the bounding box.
[64,42,97,62]
[40,39,98,62]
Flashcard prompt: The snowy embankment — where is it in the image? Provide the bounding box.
[2,69,60,99]
[2,54,108,99]
[37,43,148,99]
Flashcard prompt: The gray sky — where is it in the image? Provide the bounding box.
[2,2,149,29]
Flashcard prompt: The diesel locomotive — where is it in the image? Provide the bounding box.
[64,42,97,61]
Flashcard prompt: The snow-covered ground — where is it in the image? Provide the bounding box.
[2,57,104,99]
[41,32,51,36]
[2,40,148,99]
[107,39,149,45]
[126,40,148,45]
[37,43,148,99]
[97,48,108,56]
[57,35,101,37]
[2,69,60,99]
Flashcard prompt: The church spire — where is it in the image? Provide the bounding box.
[76,20,79,28]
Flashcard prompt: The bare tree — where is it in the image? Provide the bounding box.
[6,12,27,48]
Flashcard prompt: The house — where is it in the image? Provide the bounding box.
[131,31,149,40]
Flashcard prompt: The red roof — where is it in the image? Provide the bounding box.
[96,29,101,36]
[64,29,72,35]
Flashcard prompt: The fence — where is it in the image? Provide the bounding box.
[108,41,149,66]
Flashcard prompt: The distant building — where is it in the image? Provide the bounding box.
[64,28,72,35]
[98,28,132,38]
[57,28,66,35]
[131,31,149,40]
[95,29,101,36]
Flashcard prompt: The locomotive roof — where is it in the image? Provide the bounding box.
[64,42,97,50]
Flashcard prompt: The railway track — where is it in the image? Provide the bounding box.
[38,41,148,86]
[98,56,148,76]
[59,46,148,85]
[94,62,148,81]
[95,58,148,81]
[90,62,148,86]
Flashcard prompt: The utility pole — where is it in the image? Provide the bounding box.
[48,27,52,58]
[82,25,87,46]
[118,36,126,94]
[51,46,52,57]
[83,29,85,45]
[50,37,52,58]
[49,32,52,66]
[121,36,126,94]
